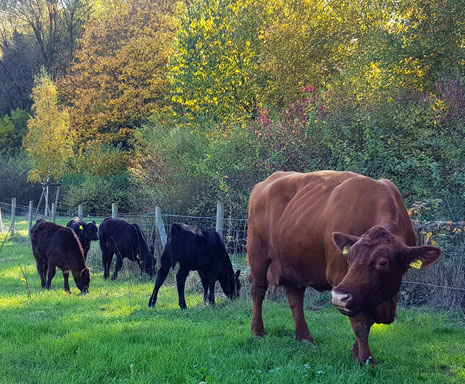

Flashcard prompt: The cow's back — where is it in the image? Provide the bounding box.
[99,218,130,249]
[247,171,416,289]
[31,221,84,262]
[167,223,227,270]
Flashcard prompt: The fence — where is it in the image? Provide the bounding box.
[1,199,464,311]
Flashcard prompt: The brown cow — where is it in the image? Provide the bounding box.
[247,171,441,364]
[31,220,91,293]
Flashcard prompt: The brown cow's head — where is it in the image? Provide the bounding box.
[331,225,441,317]
[73,267,91,294]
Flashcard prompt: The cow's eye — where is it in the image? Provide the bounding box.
[377,260,388,268]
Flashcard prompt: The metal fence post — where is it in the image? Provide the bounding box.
[28,201,33,243]
[51,203,57,223]
[155,206,167,248]
[11,198,16,236]
[112,203,118,218]
[216,202,224,239]
[78,204,83,220]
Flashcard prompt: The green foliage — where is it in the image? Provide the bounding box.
[0,108,30,155]
[170,0,260,127]
[0,153,40,203]
[61,171,134,213]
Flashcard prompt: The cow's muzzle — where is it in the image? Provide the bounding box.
[331,289,359,316]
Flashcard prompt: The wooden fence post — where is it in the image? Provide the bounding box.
[112,203,118,218]
[155,206,167,248]
[11,198,16,236]
[216,202,224,239]
[51,203,57,223]
[0,208,3,233]
[78,204,83,220]
[28,201,33,243]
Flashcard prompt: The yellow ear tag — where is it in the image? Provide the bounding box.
[342,246,349,255]
[409,259,422,269]
[79,225,83,230]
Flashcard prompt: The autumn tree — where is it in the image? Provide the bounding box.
[24,70,74,183]
[169,0,262,128]
[61,0,180,147]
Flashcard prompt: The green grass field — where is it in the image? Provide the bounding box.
[1,220,464,383]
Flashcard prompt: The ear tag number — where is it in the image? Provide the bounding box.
[79,225,83,230]
[409,259,423,269]
[342,246,349,255]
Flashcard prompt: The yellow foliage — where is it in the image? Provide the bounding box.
[24,71,74,182]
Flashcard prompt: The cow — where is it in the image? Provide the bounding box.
[66,217,99,258]
[31,219,91,293]
[98,218,156,280]
[247,171,441,364]
[148,223,241,309]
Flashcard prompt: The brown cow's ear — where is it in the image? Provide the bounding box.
[332,232,360,255]
[405,246,441,269]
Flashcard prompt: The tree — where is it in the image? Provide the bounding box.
[169,0,261,128]
[0,108,30,154]
[61,0,179,147]
[24,70,74,182]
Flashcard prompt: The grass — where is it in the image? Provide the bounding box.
[1,220,465,383]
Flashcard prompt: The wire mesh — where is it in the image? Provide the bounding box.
[1,200,464,310]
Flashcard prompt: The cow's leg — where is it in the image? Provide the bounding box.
[207,281,216,306]
[285,285,313,342]
[36,259,47,288]
[249,268,268,337]
[199,272,209,302]
[148,249,170,308]
[45,264,56,290]
[63,271,70,292]
[102,252,114,280]
[111,255,123,280]
[349,312,374,365]
[176,268,190,309]
[100,243,113,280]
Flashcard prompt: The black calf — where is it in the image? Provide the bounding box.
[149,223,241,309]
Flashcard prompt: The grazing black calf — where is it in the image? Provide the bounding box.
[98,218,156,280]
[148,223,241,309]
[66,217,98,258]
[31,220,91,293]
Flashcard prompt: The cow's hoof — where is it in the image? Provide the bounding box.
[252,329,267,337]
[358,356,375,366]
[294,332,314,344]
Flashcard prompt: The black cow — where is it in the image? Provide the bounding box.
[148,223,241,309]
[98,218,156,280]
[31,219,91,293]
[66,217,99,258]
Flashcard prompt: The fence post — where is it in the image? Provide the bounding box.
[216,202,224,239]
[0,208,3,233]
[51,203,57,223]
[11,198,16,236]
[112,203,118,218]
[28,201,33,243]
[155,206,167,248]
[78,204,83,220]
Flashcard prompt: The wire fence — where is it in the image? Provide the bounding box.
[1,200,464,311]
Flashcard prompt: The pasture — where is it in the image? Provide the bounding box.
[1,219,464,384]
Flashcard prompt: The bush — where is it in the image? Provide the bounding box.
[61,171,135,214]
[0,153,40,204]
